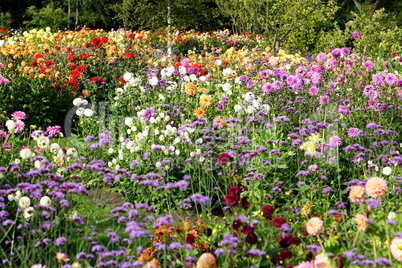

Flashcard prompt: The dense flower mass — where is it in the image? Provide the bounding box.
[0,27,402,268]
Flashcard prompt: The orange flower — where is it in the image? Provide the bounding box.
[349,185,365,203]
[194,108,205,117]
[198,87,208,93]
[185,82,197,96]
[352,214,368,231]
[200,94,213,108]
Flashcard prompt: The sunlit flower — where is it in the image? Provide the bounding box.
[352,214,368,231]
[196,252,216,268]
[20,148,32,159]
[194,107,205,118]
[200,94,213,108]
[390,237,402,261]
[185,82,197,96]
[18,196,31,208]
[56,252,70,262]
[40,196,52,207]
[365,176,388,199]
[349,185,365,204]
[306,217,324,236]
[23,206,35,219]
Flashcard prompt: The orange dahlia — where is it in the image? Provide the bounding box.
[194,107,205,117]
[185,82,197,96]
[200,94,213,108]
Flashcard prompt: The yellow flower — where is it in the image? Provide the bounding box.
[185,82,197,96]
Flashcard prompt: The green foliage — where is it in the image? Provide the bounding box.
[23,3,69,31]
[0,9,12,28]
[315,8,402,57]
[215,0,339,52]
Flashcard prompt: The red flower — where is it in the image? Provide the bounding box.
[240,196,250,209]
[34,53,43,59]
[279,249,292,260]
[127,33,135,39]
[91,77,100,82]
[30,60,38,67]
[54,45,61,51]
[223,61,228,66]
[68,54,76,62]
[68,64,77,69]
[242,225,254,235]
[118,77,126,84]
[40,67,48,74]
[232,219,243,231]
[91,37,102,47]
[75,65,87,72]
[224,192,239,206]
[125,52,134,58]
[45,60,54,68]
[80,53,88,60]
[245,233,258,244]
[272,217,286,227]
[261,205,274,220]
[217,153,232,165]
[70,70,81,79]
[101,36,109,43]
[392,52,398,58]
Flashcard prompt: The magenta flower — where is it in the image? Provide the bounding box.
[329,136,342,147]
[11,111,26,120]
[353,31,360,40]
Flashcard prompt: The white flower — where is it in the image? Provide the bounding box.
[66,148,78,158]
[76,107,85,116]
[148,76,159,86]
[73,98,83,106]
[179,66,187,75]
[34,160,44,169]
[39,196,52,207]
[84,109,94,117]
[37,136,50,149]
[155,162,162,168]
[123,72,133,82]
[388,212,397,220]
[108,148,114,154]
[125,117,134,127]
[221,83,232,92]
[234,104,243,112]
[18,196,31,209]
[199,76,207,82]
[222,68,233,76]
[81,100,88,106]
[215,59,222,66]
[23,206,34,219]
[382,167,392,176]
[49,143,61,153]
[5,120,15,131]
[7,190,22,202]
[20,148,32,159]
[243,92,255,102]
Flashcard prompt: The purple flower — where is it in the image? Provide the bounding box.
[244,249,266,257]
[306,244,321,253]
[375,257,391,266]
[329,136,342,147]
[54,237,67,246]
[190,193,210,206]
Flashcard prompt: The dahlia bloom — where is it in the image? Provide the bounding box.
[306,217,324,236]
[365,177,388,199]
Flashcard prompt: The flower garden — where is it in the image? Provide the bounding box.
[1,27,402,268]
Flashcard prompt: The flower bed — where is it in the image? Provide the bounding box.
[1,28,402,267]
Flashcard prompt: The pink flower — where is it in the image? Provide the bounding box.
[385,73,397,85]
[319,95,330,104]
[14,120,25,133]
[46,125,62,138]
[56,252,70,262]
[365,177,388,199]
[390,237,402,261]
[11,111,26,120]
[329,136,342,147]
[353,31,360,40]
[306,217,324,236]
[31,265,46,268]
